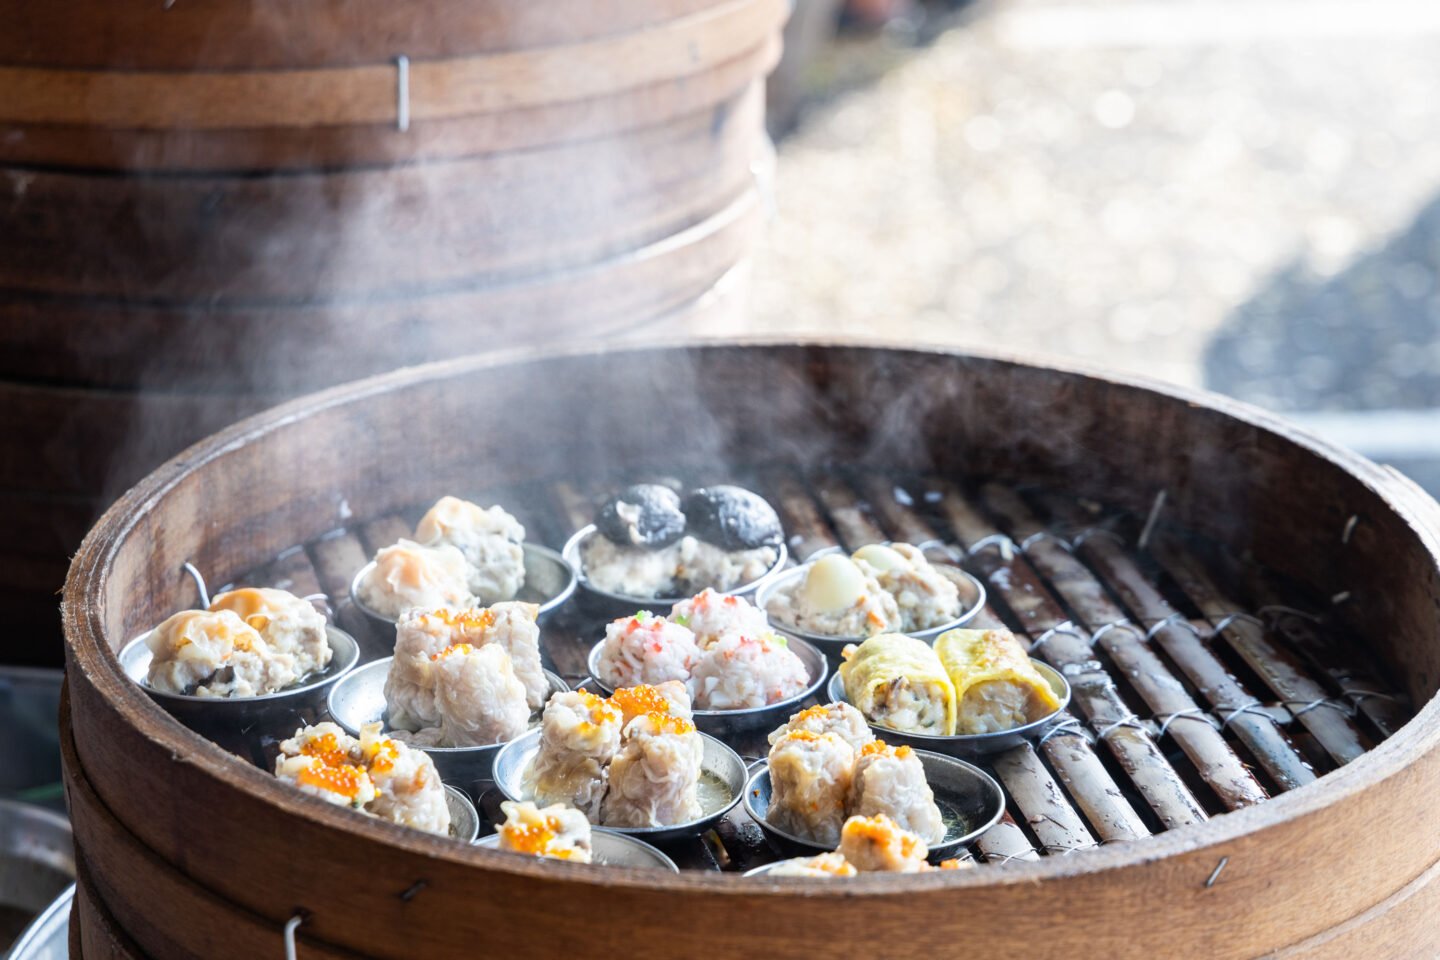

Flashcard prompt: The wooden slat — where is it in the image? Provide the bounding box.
[1153,538,1372,767]
[809,474,887,549]
[1034,492,1318,792]
[972,815,1039,865]
[757,467,837,561]
[934,484,1205,830]
[980,484,1270,811]
[991,745,1097,855]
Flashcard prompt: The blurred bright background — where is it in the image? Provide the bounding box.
[726,0,1440,492]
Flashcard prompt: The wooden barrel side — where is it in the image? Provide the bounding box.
[0,0,785,129]
[0,85,762,301]
[0,187,761,393]
[62,345,1440,960]
[0,37,781,173]
[0,0,722,70]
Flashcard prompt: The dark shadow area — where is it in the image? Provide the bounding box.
[1205,192,1440,413]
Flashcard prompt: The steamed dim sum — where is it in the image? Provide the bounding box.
[935,628,1060,735]
[839,634,957,736]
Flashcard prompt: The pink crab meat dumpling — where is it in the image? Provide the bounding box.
[593,612,700,689]
[689,631,809,710]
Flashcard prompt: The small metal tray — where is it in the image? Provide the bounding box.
[491,728,746,843]
[118,625,360,728]
[561,524,788,619]
[327,658,570,784]
[742,748,1005,859]
[475,829,680,872]
[826,661,1072,758]
[349,542,577,626]
[584,634,829,737]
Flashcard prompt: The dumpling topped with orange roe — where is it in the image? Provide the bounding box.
[495,800,592,864]
[767,702,874,753]
[848,741,945,844]
[608,681,692,724]
[600,710,704,828]
[836,813,931,873]
[274,722,377,810]
[274,722,449,836]
[523,691,626,819]
[765,852,858,878]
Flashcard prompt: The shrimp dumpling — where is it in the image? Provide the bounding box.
[689,631,809,710]
[146,609,298,698]
[360,540,477,619]
[209,587,332,679]
[415,496,526,604]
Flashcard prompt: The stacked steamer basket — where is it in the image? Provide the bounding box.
[0,0,786,662]
[63,343,1440,959]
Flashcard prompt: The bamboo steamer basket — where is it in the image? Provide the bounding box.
[0,84,764,302]
[61,343,1440,959]
[0,0,784,172]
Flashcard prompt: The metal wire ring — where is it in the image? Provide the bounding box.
[1036,717,1095,746]
[1030,622,1087,654]
[1155,708,1217,738]
[1211,612,1265,635]
[965,534,1018,561]
[1020,530,1073,553]
[1285,697,1357,719]
[1089,619,1143,647]
[1094,714,1147,739]
[1144,612,1203,641]
[1070,526,1126,550]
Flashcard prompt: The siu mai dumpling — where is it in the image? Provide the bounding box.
[848,741,945,844]
[430,642,530,747]
[839,634,957,736]
[524,691,625,820]
[767,702,875,754]
[495,801,593,864]
[209,587,332,679]
[766,730,855,847]
[766,852,857,878]
[360,540,477,619]
[360,723,451,836]
[599,712,704,829]
[274,723,377,810]
[836,814,930,873]
[935,628,1060,735]
[415,496,526,604]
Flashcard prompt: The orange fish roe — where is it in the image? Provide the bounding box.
[610,685,674,718]
[430,642,475,661]
[844,813,907,848]
[782,729,821,743]
[502,819,575,859]
[859,740,914,760]
[297,761,368,800]
[363,736,401,774]
[938,859,966,870]
[299,731,353,770]
[792,704,832,724]
[576,690,623,726]
[645,712,695,736]
[431,607,496,631]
